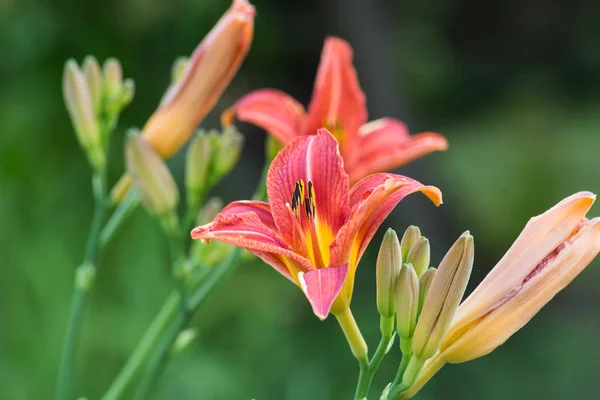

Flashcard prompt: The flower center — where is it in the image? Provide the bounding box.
[288,179,330,269]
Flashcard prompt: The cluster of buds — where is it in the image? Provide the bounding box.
[375,226,474,396]
[125,127,243,219]
[63,57,134,170]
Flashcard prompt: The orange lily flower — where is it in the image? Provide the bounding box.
[222,37,448,184]
[400,192,600,399]
[191,129,442,319]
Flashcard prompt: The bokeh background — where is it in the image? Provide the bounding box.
[2,0,600,399]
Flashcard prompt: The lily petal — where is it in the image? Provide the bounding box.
[191,201,313,280]
[266,129,350,245]
[221,88,306,144]
[298,264,348,320]
[304,37,366,162]
[331,174,442,302]
[348,118,448,183]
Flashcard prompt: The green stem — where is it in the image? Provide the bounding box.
[354,316,396,399]
[387,338,413,400]
[55,172,106,400]
[99,190,140,248]
[133,312,187,400]
[101,291,181,400]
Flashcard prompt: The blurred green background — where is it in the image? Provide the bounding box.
[2,0,600,399]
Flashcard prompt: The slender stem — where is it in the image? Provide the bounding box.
[101,291,181,400]
[133,312,187,400]
[387,338,414,400]
[55,171,106,400]
[354,316,396,399]
[99,190,140,248]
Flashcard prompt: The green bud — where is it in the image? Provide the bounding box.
[82,56,103,115]
[376,228,402,319]
[196,197,224,226]
[126,135,179,216]
[185,131,213,208]
[171,328,198,355]
[63,59,103,169]
[103,58,123,100]
[418,267,436,315]
[121,78,135,107]
[171,56,190,83]
[213,126,243,181]
[395,263,419,339]
[400,225,421,261]
[266,135,284,163]
[407,236,430,278]
[412,232,474,360]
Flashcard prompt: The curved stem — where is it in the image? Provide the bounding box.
[55,171,106,400]
[99,190,140,248]
[101,291,181,400]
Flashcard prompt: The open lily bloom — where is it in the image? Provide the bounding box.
[221,37,448,184]
[401,192,600,399]
[191,129,442,319]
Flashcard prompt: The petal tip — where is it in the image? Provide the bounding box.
[298,265,348,320]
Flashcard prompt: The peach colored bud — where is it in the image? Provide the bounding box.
[143,0,255,159]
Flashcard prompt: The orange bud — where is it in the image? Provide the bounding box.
[143,0,255,158]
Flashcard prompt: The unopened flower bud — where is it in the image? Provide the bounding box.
[185,131,214,208]
[401,225,421,261]
[82,56,103,114]
[121,78,135,107]
[63,59,103,168]
[395,263,419,339]
[412,232,474,360]
[171,56,190,83]
[197,197,224,226]
[126,135,179,215]
[103,58,123,100]
[376,228,402,319]
[212,126,243,181]
[418,267,436,315]
[407,236,430,278]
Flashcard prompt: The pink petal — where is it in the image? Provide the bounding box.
[331,174,442,302]
[298,264,348,319]
[304,37,367,163]
[266,129,350,245]
[191,201,314,280]
[348,118,448,183]
[221,89,306,144]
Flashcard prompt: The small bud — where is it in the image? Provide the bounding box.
[121,78,135,107]
[418,267,436,315]
[126,135,179,215]
[376,228,402,319]
[400,225,421,261]
[171,328,198,355]
[266,134,284,163]
[212,126,243,182]
[406,236,430,278]
[63,59,103,168]
[103,58,123,100]
[82,56,103,115]
[185,131,214,208]
[395,263,419,339]
[171,56,190,83]
[197,197,224,226]
[412,232,474,360]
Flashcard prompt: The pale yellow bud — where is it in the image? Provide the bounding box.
[406,236,430,278]
[395,263,419,339]
[418,267,436,315]
[412,232,474,361]
[212,125,243,181]
[126,135,179,215]
[400,225,421,261]
[82,56,103,114]
[103,58,123,100]
[196,197,224,226]
[185,131,214,207]
[121,78,135,107]
[171,56,190,83]
[63,59,103,168]
[376,228,402,318]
